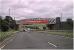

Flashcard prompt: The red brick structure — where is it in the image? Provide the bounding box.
[21,19,48,25]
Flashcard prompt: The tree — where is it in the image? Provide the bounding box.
[4,16,12,29]
[4,16,17,30]
[1,20,9,31]
[15,24,19,30]
[0,16,2,25]
[43,27,46,30]
[4,16,13,22]
[10,20,16,29]
[0,16,2,31]
[0,16,2,24]
[0,16,18,31]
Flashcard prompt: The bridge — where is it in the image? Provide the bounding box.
[20,18,56,25]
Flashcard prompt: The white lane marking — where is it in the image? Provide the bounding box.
[0,37,15,49]
[73,38,74,39]
[0,45,6,49]
[48,42,57,47]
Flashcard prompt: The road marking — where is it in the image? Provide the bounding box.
[48,42,57,47]
[73,38,74,39]
[0,45,6,49]
[0,37,15,49]
[0,39,13,49]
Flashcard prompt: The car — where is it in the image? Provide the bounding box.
[23,29,25,31]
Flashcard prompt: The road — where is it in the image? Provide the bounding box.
[3,31,73,49]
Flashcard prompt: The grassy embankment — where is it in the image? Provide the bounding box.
[0,30,18,41]
[48,30,73,38]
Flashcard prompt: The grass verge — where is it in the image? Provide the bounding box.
[48,30,73,38]
[0,30,18,41]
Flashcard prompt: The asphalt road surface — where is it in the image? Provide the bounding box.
[3,31,73,49]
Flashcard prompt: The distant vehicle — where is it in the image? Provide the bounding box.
[23,28,31,32]
[23,29,27,32]
[23,29,25,31]
[27,28,30,31]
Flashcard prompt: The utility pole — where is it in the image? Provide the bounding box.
[58,7,63,31]
[8,8,11,30]
[0,0,3,16]
[8,8,10,16]
[60,12,63,31]
[60,12,62,22]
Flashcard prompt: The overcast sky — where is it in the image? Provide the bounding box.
[0,0,73,20]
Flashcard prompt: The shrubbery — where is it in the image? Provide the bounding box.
[0,16,19,32]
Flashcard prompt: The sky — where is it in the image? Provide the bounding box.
[0,0,73,20]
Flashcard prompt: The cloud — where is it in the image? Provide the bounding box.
[0,0,73,20]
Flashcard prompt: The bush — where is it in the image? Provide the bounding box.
[1,20,9,32]
[0,16,19,31]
